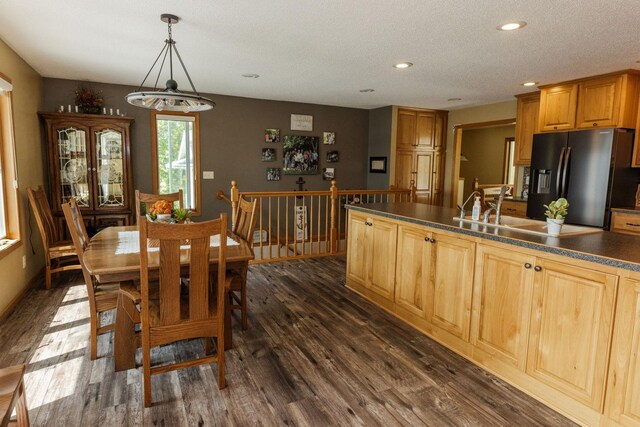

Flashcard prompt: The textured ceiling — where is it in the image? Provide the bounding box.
[0,0,639,110]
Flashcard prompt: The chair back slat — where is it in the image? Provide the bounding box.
[135,189,184,220]
[233,197,258,245]
[27,186,58,246]
[62,198,96,303]
[139,215,226,329]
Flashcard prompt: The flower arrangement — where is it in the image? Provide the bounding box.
[543,198,569,220]
[75,86,104,114]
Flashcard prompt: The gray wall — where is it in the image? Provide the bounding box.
[43,78,370,219]
[366,106,392,189]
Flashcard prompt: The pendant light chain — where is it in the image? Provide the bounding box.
[167,20,174,82]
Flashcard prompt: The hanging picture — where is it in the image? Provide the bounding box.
[290,114,313,131]
[264,128,280,143]
[266,168,281,181]
[323,131,336,145]
[323,167,335,181]
[326,151,339,163]
[261,148,276,162]
[283,135,319,175]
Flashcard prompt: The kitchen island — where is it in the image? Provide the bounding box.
[345,203,640,427]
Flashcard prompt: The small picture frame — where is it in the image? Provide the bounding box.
[290,114,313,131]
[261,148,276,162]
[266,168,281,181]
[323,167,335,181]
[264,128,280,143]
[326,151,339,163]
[369,156,387,173]
[323,131,336,145]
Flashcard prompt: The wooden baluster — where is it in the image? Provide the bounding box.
[230,180,239,229]
[268,197,272,260]
[317,195,322,253]
[302,195,306,256]
[325,193,330,251]
[310,195,314,256]
[330,180,338,254]
[258,196,263,261]
[285,196,289,258]
[277,196,281,259]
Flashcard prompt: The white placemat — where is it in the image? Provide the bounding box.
[115,231,239,255]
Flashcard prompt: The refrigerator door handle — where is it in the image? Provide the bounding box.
[560,147,572,198]
[556,147,566,196]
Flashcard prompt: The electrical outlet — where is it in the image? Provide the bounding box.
[22,255,26,269]
[203,171,214,180]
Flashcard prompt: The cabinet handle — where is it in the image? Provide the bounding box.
[593,123,597,127]
[364,221,372,226]
[625,222,640,227]
[534,266,542,272]
[524,263,532,269]
[424,237,430,242]
[429,238,436,243]
[554,126,558,130]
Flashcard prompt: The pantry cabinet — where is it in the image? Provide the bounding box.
[394,107,447,206]
[514,92,540,165]
[471,244,535,370]
[526,259,617,409]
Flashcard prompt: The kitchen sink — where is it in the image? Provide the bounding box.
[454,215,603,237]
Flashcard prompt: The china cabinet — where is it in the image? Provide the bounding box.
[39,112,134,236]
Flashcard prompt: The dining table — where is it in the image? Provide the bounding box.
[82,225,255,371]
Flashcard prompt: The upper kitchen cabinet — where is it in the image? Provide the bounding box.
[393,107,448,206]
[538,71,640,133]
[538,83,578,132]
[514,92,540,165]
[634,90,640,167]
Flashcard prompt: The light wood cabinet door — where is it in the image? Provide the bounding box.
[606,277,640,426]
[415,111,435,149]
[471,245,535,370]
[346,212,369,287]
[526,259,617,409]
[395,150,415,190]
[633,87,640,167]
[427,233,475,341]
[538,84,578,132]
[576,75,622,128]
[397,109,417,149]
[514,92,540,165]
[367,217,398,301]
[395,225,432,318]
[415,151,434,193]
[433,112,446,149]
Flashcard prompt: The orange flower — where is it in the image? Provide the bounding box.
[150,200,172,215]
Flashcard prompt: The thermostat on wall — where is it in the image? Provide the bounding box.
[203,171,214,179]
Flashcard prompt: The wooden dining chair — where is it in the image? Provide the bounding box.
[138,214,229,407]
[228,196,258,330]
[27,186,81,289]
[135,189,183,220]
[0,364,30,427]
[62,198,119,360]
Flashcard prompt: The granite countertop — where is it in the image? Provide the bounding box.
[346,203,640,272]
[611,207,640,215]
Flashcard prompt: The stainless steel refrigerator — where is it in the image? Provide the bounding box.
[526,128,639,228]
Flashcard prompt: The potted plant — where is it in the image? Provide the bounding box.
[544,198,569,236]
[75,86,104,114]
[172,208,193,224]
[149,200,173,222]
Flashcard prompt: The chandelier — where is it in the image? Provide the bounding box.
[126,14,215,112]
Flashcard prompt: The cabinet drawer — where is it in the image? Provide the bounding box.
[500,200,527,218]
[611,212,640,235]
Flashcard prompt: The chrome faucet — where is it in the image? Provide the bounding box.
[458,191,481,219]
[482,185,510,224]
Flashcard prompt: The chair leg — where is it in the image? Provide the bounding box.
[16,382,30,427]
[241,284,248,331]
[217,338,225,389]
[143,347,152,407]
[114,294,137,371]
[204,337,213,355]
[89,314,98,360]
[45,262,52,290]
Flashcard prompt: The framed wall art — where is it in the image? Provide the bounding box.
[369,156,387,173]
[326,151,339,163]
[323,167,335,181]
[266,168,281,181]
[264,128,280,143]
[323,131,335,145]
[261,148,276,162]
[283,135,319,175]
[290,114,313,131]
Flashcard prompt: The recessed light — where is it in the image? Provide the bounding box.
[497,21,527,31]
[522,81,538,87]
[447,98,462,102]
[241,73,260,78]
[359,89,375,93]
[393,62,413,69]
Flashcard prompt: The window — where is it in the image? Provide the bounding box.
[0,74,20,246]
[151,112,201,214]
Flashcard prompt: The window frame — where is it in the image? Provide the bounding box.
[0,72,22,258]
[150,111,201,216]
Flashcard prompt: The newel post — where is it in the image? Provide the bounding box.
[329,180,338,254]
[410,179,417,202]
[230,180,239,229]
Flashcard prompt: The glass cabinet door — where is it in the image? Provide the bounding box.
[57,127,91,208]
[95,128,126,209]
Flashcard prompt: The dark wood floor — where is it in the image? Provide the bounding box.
[0,256,575,426]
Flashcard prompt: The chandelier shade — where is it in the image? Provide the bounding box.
[125,14,215,112]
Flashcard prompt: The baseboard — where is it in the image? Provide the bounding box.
[0,267,44,323]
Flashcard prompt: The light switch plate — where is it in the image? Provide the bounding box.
[203,171,214,180]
